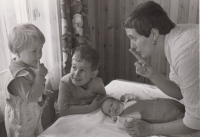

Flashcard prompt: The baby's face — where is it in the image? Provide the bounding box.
[102,98,122,117]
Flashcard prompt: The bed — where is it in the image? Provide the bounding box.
[38,79,200,137]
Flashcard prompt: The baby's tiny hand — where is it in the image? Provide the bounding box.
[111,116,118,122]
[123,94,139,102]
[120,95,125,102]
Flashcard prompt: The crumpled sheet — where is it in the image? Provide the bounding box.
[38,79,199,137]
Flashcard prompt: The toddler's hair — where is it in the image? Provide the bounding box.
[101,97,118,116]
[8,23,45,55]
[73,46,100,71]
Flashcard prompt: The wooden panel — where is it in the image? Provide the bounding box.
[119,0,125,79]
[188,0,199,23]
[170,0,179,23]
[97,0,106,83]
[107,0,116,83]
[178,0,190,23]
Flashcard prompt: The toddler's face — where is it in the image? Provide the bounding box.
[102,99,122,117]
[70,58,96,87]
[19,42,43,68]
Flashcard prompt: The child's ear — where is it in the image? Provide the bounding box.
[92,70,99,78]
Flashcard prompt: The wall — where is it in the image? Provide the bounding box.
[88,0,199,85]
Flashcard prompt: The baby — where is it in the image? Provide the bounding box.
[101,94,185,129]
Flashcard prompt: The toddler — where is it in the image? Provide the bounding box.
[101,94,185,129]
[58,46,106,116]
[5,23,52,137]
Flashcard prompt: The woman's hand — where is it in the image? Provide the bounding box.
[129,49,155,78]
[124,119,153,137]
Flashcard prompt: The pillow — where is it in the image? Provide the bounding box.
[121,98,185,123]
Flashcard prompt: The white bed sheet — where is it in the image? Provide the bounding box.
[38,79,199,137]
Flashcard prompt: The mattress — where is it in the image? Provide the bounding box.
[38,79,199,137]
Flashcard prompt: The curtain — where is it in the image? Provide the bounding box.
[60,0,92,75]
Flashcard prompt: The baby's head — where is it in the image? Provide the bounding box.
[70,46,100,87]
[101,97,124,117]
[8,23,45,68]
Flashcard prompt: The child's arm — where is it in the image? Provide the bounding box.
[8,71,46,102]
[58,81,101,116]
[94,78,106,99]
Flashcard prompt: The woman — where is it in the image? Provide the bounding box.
[123,1,199,137]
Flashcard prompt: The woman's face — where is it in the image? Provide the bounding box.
[125,28,155,59]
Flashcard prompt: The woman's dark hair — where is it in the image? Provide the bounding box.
[124,1,175,37]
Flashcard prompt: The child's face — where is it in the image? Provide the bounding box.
[102,99,121,117]
[18,42,43,68]
[70,58,97,87]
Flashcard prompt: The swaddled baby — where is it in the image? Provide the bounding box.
[101,94,185,129]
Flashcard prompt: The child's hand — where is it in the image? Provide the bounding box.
[39,90,53,108]
[45,89,54,99]
[91,95,102,110]
[32,62,48,77]
[120,95,126,102]
[79,97,95,105]
[111,116,118,122]
[44,90,53,106]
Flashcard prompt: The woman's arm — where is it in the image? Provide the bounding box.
[129,49,182,100]
[58,80,99,116]
[125,118,198,136]
[151,119,197,135]
[149,72,182,100]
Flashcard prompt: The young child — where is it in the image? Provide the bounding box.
[5,23,53,137]
[58,46,106,116]
[101,94,185,129]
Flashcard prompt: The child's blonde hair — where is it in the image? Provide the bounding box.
[8,23,45,55]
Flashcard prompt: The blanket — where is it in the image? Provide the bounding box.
[38,79,199,137]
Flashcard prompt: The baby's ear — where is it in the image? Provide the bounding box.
[92,70,99,78]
